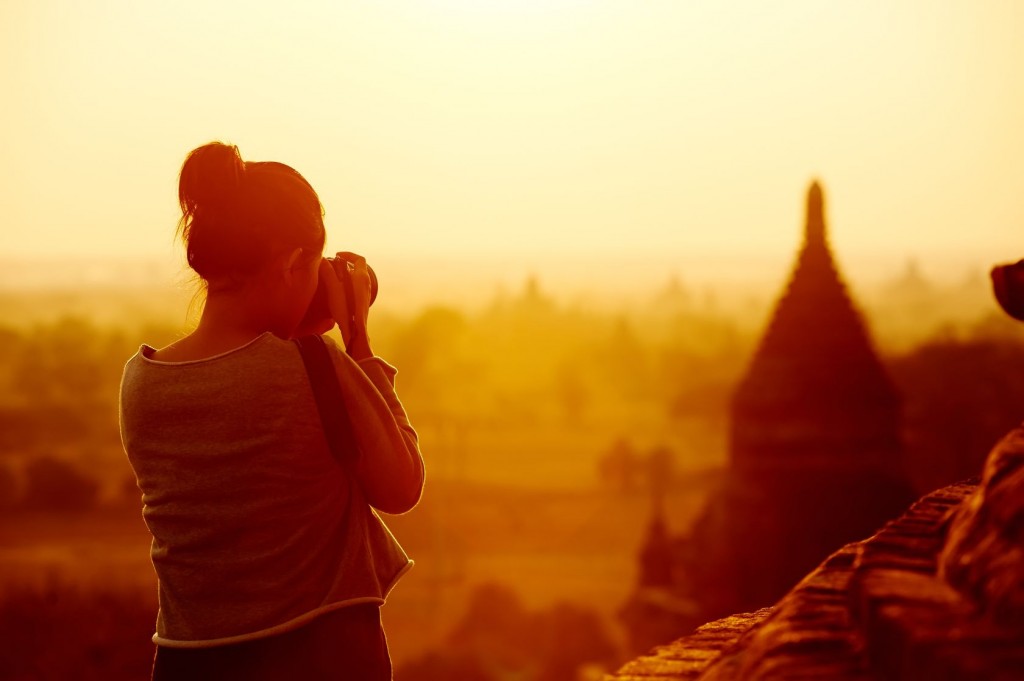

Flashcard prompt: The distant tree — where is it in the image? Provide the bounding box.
[12,317,105,404]
[599,317,652,400]
[396,652,495,681]
[534,602,619,681]
[0,581,156,681]
[967,311,1024,345]
[888,337,1024,492]
[0,324,20,373]
[444,582,534,672]
[644,445,675,497]
[555,361,589,426]
[387,306,477,425]
[119,472,141,507]
[22,456,99,512]
[598,438,641,493]
[400,582,619,681]
[0,462,17,508]
[390,306,467,385]
[668,380,732,423]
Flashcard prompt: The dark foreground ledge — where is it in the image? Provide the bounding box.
[608,478,1024,681]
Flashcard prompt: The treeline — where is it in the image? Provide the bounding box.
[0,578,617,681]
[397,582,618,681]
[2,284,1024,509]
[0,317,178,508]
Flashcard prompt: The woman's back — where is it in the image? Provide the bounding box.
[120,331,413,647]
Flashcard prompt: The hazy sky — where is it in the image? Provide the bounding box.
[2,1,1022,284]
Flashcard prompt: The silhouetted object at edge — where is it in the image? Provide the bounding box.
[619,181,916,654]
[991,258,1024,322]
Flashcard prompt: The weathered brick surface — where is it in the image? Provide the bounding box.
[610,609,773,680]
[940,428,1024,627]
[609,477,1024,680]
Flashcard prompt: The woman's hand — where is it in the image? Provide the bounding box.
[320,253,374,360]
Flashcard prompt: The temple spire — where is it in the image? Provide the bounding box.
[805,180,826,246]
[730,178,901,476]
[639,495,673,588]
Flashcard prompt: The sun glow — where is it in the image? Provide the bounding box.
[0,0,1021,287]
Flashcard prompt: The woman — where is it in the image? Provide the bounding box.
[119,142,424,680]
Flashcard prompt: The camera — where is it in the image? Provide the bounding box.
[301,256,379,328]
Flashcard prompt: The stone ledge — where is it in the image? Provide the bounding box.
[608,479,1024,680]
[854,480,1024,680]
[610,608,773,681]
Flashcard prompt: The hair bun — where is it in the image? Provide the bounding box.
[178,141,245,217]
[175,142,325,285]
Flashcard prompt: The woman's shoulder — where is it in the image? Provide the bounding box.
[137,332,278,366]
[120,332,302,397]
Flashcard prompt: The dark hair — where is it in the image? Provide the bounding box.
[176,142,325,287]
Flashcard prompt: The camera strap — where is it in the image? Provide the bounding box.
[293,334,361,475]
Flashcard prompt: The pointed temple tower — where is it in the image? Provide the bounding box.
[706,180,914,616]
[730,181,902,477]
[619,494,696,655]
[619,182,916,653]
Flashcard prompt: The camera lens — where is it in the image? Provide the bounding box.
[367,265,379,306]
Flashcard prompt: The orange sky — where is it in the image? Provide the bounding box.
[2,1,1022,287]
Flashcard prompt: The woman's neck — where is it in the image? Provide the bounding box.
[194,287,281,341]
[149,286,282,360]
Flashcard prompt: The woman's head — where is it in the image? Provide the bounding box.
[176,142,326,335]
[177,142,325,286]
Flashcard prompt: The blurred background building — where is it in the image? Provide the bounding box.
[620,182,916,654]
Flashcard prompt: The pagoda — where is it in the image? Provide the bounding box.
[619,182,916,652]
[730,181,902,477]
